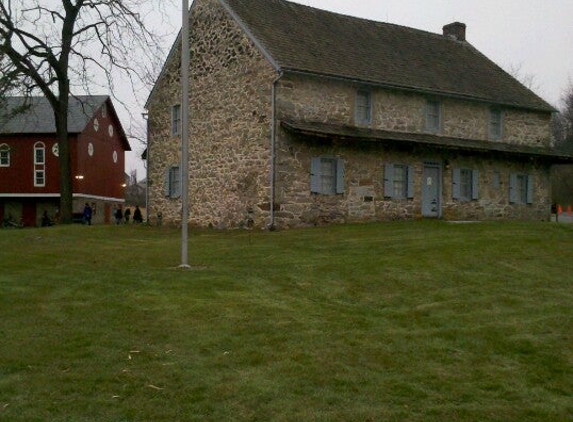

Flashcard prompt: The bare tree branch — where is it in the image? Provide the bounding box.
[0,0,177,222]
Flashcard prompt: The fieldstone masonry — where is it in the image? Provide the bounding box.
[147,0,553,229]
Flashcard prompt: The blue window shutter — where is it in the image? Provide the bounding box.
[526,175,534,204]
[452,168,461,199]
[472,169,479,200]
[164,168,171,197]
[336,158,345,194]
[509,173,518,203]
[384,163,394,198]
[310,157,321,193]
[407,165,414,199]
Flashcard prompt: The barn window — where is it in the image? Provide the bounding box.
[0,144,9,167]
[34,142,46,187]
[310,157,345,195]
[384,163,414,199]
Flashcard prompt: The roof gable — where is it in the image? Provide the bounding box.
[221,0,554,112]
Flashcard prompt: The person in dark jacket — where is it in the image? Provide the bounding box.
[133,206,143,224]
[83,203,93,225]
[114,207,123,225]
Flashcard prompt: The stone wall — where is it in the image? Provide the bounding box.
[273,73,553,226]
[147,0,553,229]
[147,0,275,228]
[277,73,551,146]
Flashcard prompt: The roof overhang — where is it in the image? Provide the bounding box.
[281,119,573,164]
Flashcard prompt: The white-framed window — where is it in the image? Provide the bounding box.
[384,163,414,199]
[489,108,503,140]
[355,90,372,125]
[426,100,441,133]
[34,142,46,187]
[164,165,181,198]
[35,170,45,187]
[171,104,182,135]
[0,143,10,167]
[452,168,479,201]
[34,142,45,165]
[509,173,533,204]
[310,156,345,195]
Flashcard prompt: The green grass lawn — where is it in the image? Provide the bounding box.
[0,221,572,421]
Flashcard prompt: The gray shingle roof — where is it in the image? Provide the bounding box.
[221,0,554,112]
[0,95,109,134]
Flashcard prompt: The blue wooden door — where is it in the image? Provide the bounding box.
[422,164,441,217]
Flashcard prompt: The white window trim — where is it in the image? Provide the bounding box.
[0,144,9,167]
[34,142,46,187]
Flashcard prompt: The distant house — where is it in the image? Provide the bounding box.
[0,96,130,226]
[145,0,573,229]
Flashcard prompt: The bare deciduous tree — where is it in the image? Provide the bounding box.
[0,0,174,223]
[551,84,573,206]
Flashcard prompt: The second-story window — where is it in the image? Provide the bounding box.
[0,144,10,167]
[355,90,372,125]
[34,142,46,187]
[171,104,182,135]
[489,108,503,140]
[426,100,441,133]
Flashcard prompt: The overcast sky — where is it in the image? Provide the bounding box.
[126,0,573,176]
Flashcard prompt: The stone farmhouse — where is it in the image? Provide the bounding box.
[0,96,130,226]
[145,0,572,229]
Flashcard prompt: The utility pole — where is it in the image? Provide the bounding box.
[180,0,191,268]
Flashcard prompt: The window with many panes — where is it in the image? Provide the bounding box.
[171,104,181,135]
[384,163,414,199]
[0,144,9,167]
[426,100,441,133]
[489,108,503,140]
[355,90,372,125]
[452,168,479,201]
[310,157,345,195]
[34,142,45,187]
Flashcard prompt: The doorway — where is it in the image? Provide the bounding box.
[422,162,442,218]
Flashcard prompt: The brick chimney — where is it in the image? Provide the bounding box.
[443,22,466,41]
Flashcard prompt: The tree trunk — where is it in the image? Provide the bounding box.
[55,96,73,224]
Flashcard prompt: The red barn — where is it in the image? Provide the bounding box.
[0,96,130,226]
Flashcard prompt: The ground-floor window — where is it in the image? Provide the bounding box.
[310,156,345,195]
[509,173,533,204]
[384,163,414,199]
[452,168,479,201]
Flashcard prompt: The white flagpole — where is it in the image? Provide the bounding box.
[180,0,191,268]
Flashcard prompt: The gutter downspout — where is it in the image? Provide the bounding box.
[270,71,283,230]
[144,113,150,223]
